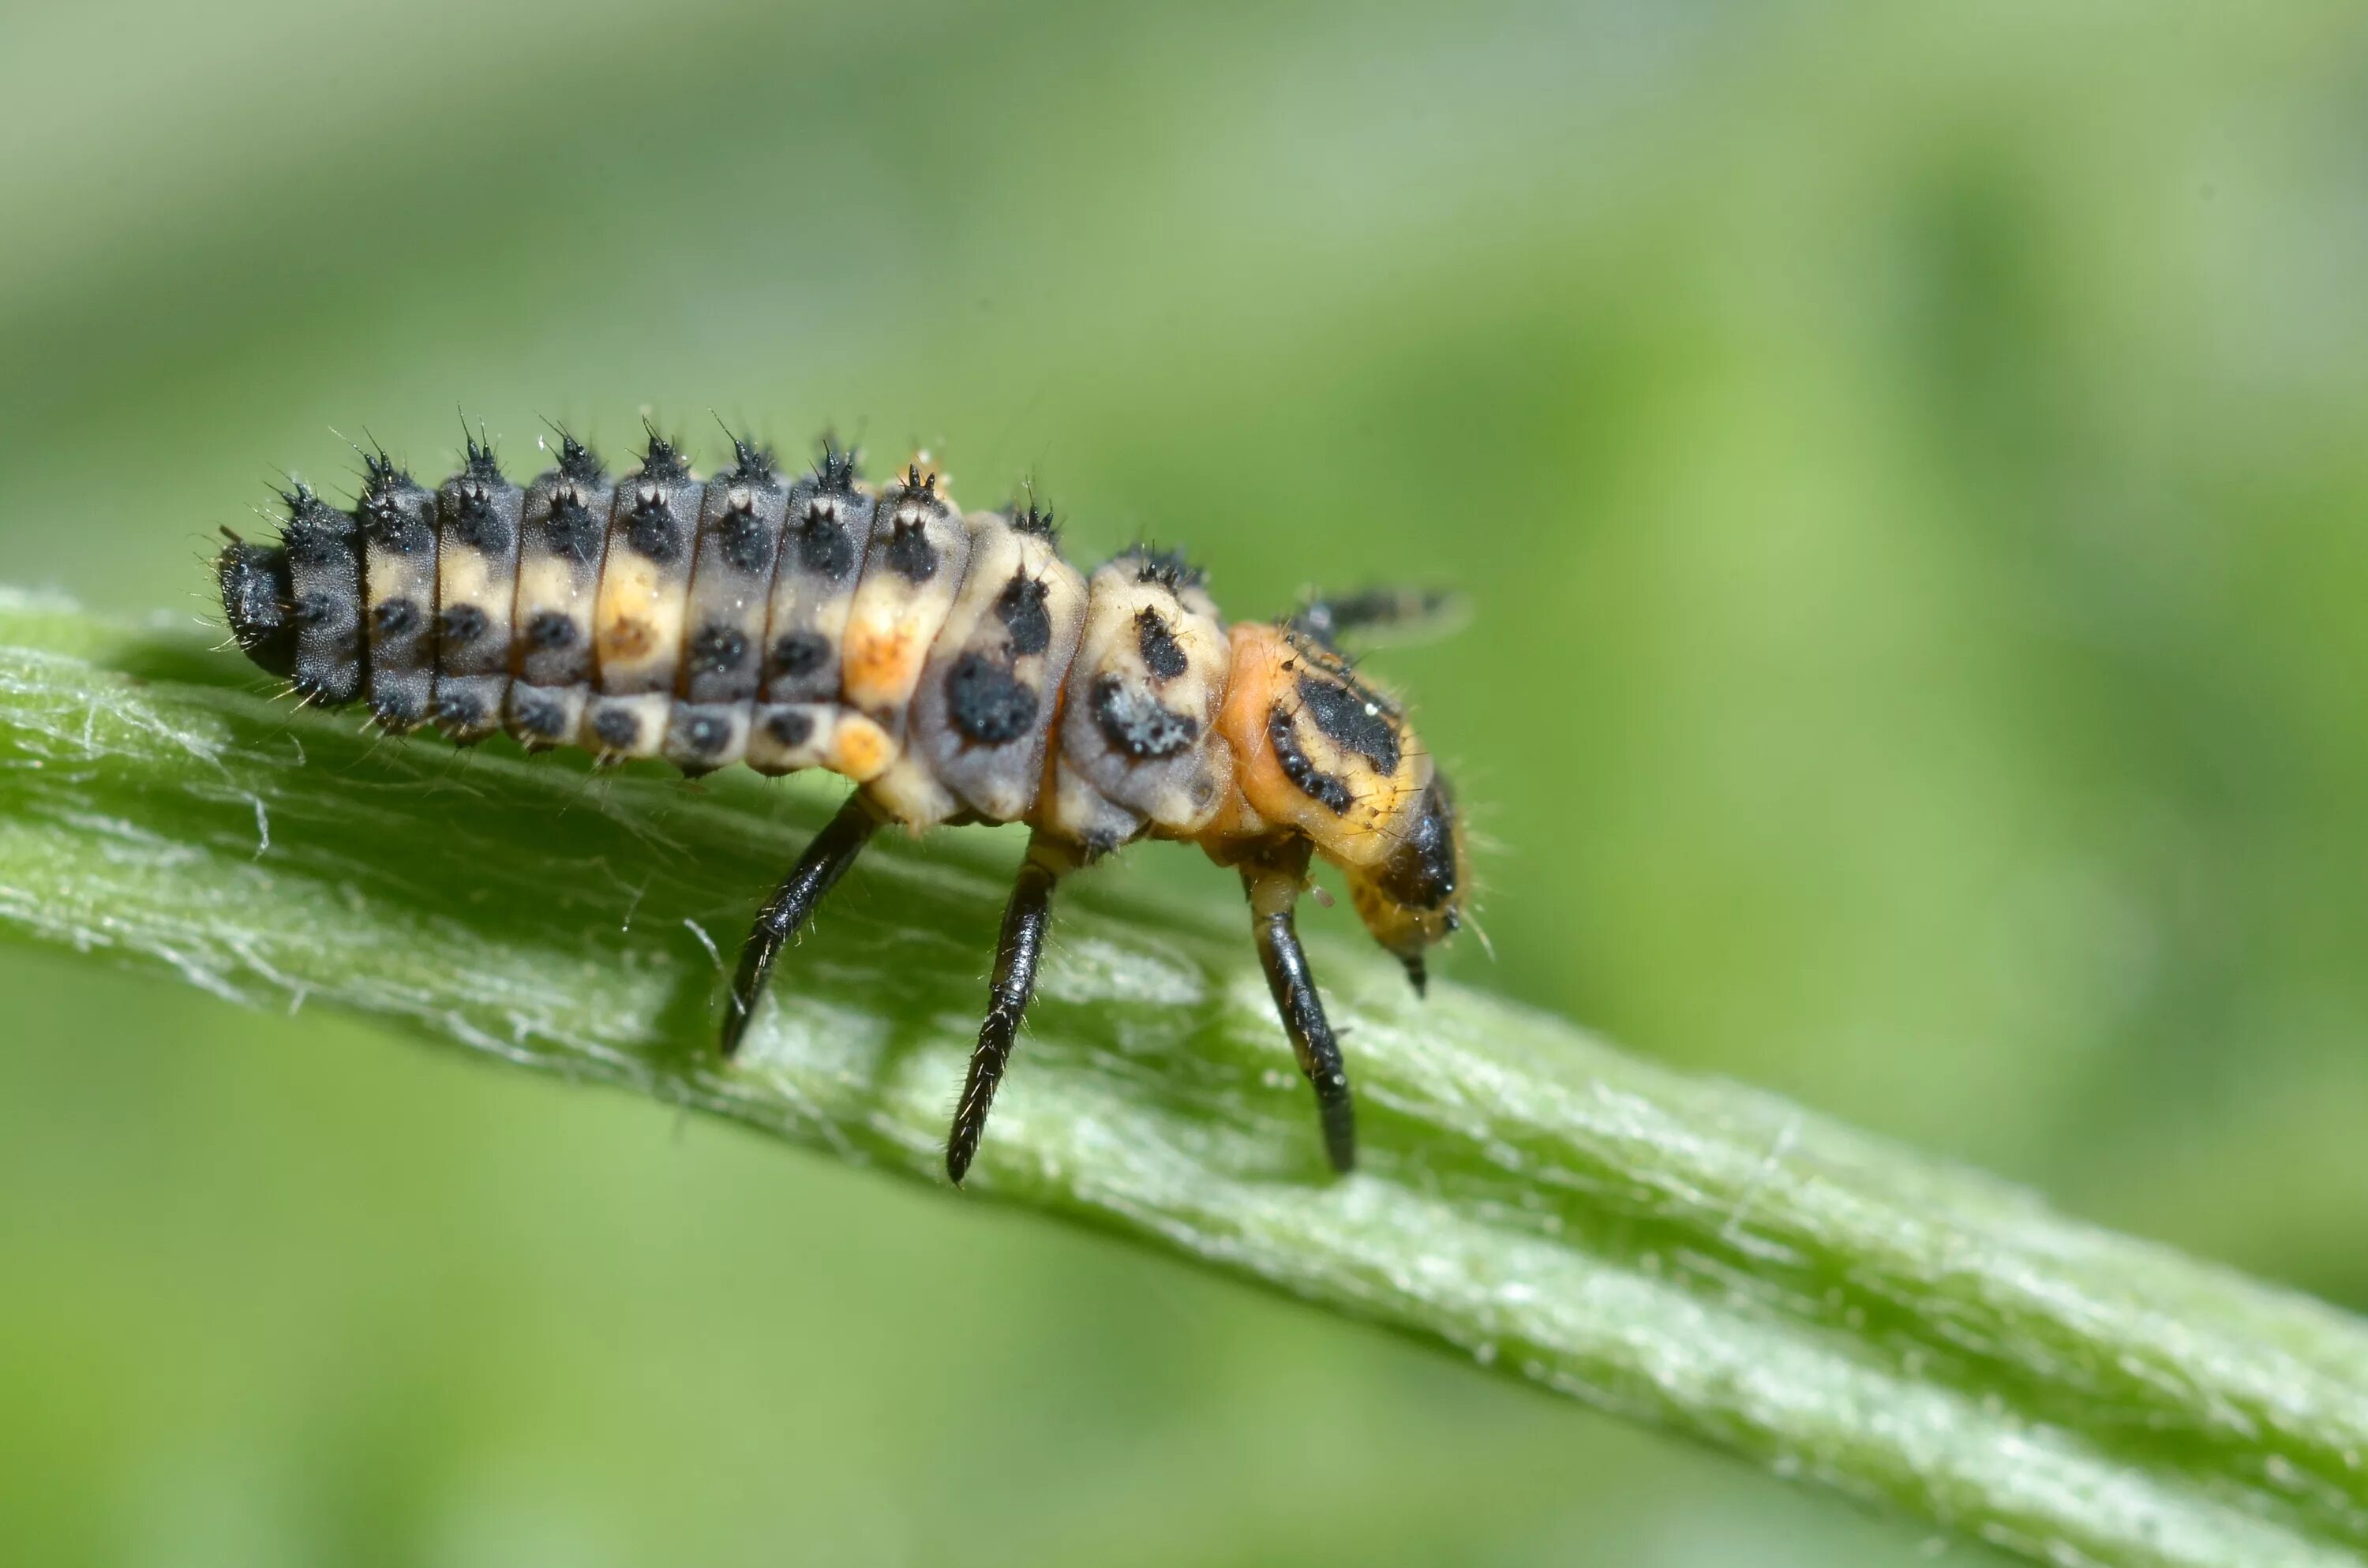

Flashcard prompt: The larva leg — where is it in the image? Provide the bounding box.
[721,791,882,1057]
[1287,586,1463,653]
[946,834,1079,1184]
[1242,837,1356,1174]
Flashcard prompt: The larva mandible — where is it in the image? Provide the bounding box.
[216,424,1471,1181]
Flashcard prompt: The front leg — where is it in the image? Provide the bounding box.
[1241,837,1356,1173]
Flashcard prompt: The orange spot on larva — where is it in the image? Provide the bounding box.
[842,627,920,704]
[601,617,656,661]
[830,718,892,781]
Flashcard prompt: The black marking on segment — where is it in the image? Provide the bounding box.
[293,593,345,630]
[218,541,296,676]
[793,502,856,578]
[682,713,733,756]
[1267,705,1354,813]
[1091,675,1198,761]
[1294,673,1400,773]
[438,603,487,646]
[770,631,831,679]
[436,690,487,731]
[886,517,939,582]
[995,574,1051,657]
[1135,608,1188,682]
[444,435,511,551]
[371,688,424,728]
[514,694,569,739]
[720,503,772,574]
[448,485,509,551]
[372,598,420,637]
[691,624,748,676]
[946,854,1059,1183]
[526,611,576,650]
[765,709,815,748]
[946,653,1039,746]
[1009,502,1058,539]
[626,485,682,562]
[545,491,604,562]
[591,708,641,751]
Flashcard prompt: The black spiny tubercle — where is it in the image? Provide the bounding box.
[1129,547,1203,591]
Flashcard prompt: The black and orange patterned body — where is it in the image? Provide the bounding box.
[216,427,1469,1181]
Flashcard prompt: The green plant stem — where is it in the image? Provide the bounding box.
[2,589,2364,1568]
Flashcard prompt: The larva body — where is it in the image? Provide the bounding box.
[217,427,1470,1181]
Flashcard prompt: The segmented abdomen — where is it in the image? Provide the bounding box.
[217,432,1235,843]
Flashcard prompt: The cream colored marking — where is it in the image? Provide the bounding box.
[439,548,491,608]
[516,556,586,612]
[866,752,959,829]
[1043,752,1145,849]
[595,556,686,687]
[366,555,414,604]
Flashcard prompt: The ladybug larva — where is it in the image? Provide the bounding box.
[215,425,1470,1181]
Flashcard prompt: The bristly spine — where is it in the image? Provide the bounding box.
[1010,500,1059,540]
[728,432,778,485]
[550,427,606,485]
[359,444,413,500]
[812,437,860,492]
[638,425,691,481]
[1129,547,1204,591]
[461,417,503,481]
[278,480,325,520]
[898,462,942,507]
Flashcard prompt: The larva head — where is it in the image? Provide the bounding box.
[1212,623,1469,988]
[1343,777,1468,994]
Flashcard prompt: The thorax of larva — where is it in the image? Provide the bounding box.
[1195,621,1433,870]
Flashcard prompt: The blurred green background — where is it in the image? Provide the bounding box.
[3,1,2366,1562]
